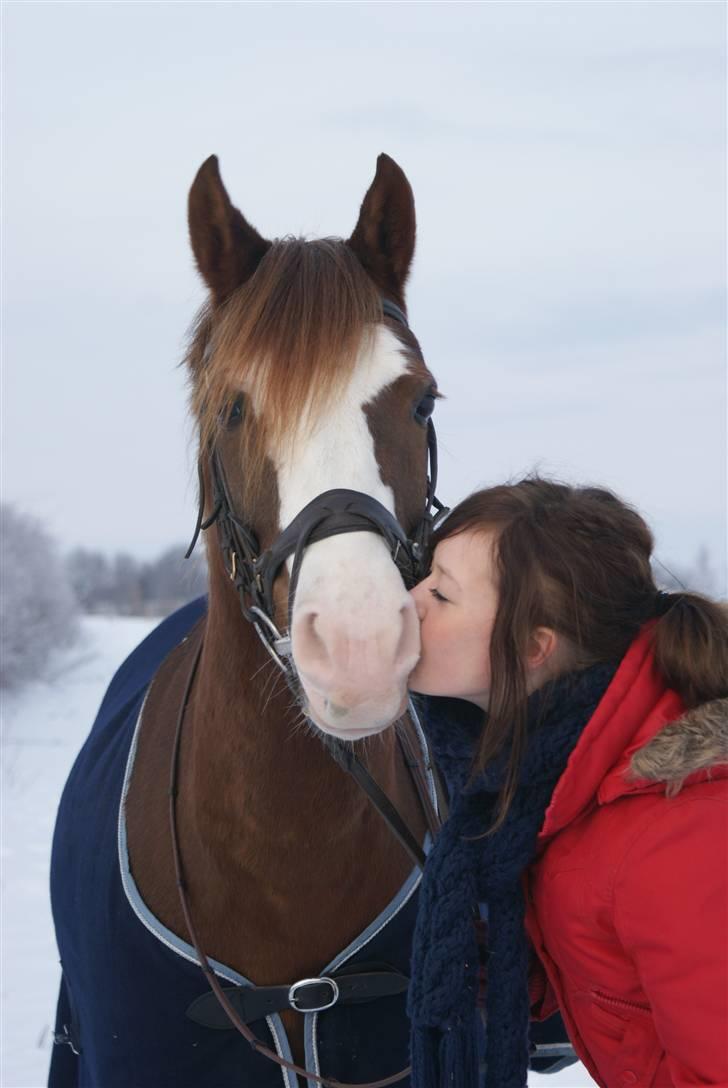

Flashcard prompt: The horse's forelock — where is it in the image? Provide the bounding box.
[187,238,384,462]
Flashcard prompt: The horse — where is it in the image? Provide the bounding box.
[49,153,447,1088]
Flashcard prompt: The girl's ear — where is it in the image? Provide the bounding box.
[526,627,559,671]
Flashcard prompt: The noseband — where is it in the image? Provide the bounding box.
[186,298,449,680]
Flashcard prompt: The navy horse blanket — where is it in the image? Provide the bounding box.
[49,598,571,1087]
[49,598,430,1088]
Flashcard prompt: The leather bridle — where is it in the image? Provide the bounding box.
[176,299,450,1086]
[185,300,448,679]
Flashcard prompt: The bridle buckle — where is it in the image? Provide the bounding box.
[288,976,340,1014]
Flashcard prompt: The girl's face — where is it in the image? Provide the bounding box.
[408,530,499,709]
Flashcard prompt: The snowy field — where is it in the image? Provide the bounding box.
[1,616,595,1087]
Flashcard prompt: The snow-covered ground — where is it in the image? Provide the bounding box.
[1,617,158,1088]
[0,616,595,1088]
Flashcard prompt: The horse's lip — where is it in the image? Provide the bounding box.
[303,687,408,740]
[326,725,388,741]
[305,712,391,742]
[301,678,399,708]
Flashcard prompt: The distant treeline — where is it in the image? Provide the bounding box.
[65,545,208,617]
[0,502,209,688]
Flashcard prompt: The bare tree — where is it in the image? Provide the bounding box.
[66,547,115,612]
[65,543,207,616]
[110,553,145,615]
[140,546,208,616]
[0,504,80,689]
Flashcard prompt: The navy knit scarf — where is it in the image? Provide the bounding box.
[408,661,618,1088]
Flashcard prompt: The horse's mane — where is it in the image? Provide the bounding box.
[187,237,383,464]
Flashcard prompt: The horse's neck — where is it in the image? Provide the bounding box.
[185,587,400,879]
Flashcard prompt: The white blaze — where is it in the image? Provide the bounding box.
[265,325,420,737]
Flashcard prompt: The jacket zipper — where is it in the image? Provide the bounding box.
[591,989,650,1014]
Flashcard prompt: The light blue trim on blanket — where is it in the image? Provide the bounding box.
[117,690,298,1088]
[303,839,429,1088]
[119,687,439,1088]
[304,696,441,1086]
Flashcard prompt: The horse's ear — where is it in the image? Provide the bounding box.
[347,153,416,307]
[188,156,271,306]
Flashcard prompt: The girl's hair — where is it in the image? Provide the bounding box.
[430,476,728,832]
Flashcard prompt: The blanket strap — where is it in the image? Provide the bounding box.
[187,964,409,1030]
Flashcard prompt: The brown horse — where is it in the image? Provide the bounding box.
[50,154,443,1088]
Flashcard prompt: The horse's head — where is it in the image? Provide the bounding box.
[186,154,440,740]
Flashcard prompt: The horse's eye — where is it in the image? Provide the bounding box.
[413,392,436,426]
[223,396,244,428]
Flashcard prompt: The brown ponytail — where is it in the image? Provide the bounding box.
[652,592,728,709]
[429,476,727,832]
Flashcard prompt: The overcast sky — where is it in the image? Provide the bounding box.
[3,1,726,591]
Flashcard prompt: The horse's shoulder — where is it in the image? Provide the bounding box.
[96,596,208,725]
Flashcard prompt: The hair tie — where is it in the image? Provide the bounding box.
[653,589,676,617]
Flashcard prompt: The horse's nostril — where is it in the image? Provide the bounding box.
[293,609,332,671]
[307,612,323,646]
[395,598,421,667]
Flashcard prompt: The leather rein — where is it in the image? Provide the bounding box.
[174,299,449,1087]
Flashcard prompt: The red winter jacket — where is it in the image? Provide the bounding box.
[525,625,728,1088]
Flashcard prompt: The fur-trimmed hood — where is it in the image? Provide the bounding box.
[539,631,728,839]
[629,695,728,792]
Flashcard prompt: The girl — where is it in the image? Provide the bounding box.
[406,477,727,1088]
